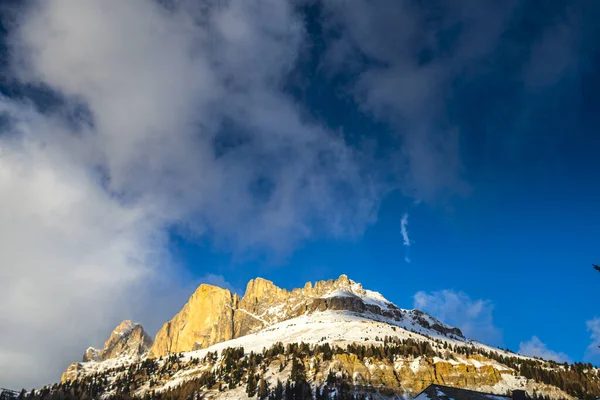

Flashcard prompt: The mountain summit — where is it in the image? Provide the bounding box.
[84,320,153,362]
[52,275,599,400]
[148,274,463,359]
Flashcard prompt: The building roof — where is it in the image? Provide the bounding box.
[414,385,511,400]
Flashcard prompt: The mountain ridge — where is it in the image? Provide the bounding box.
[146,274,465,359]
[51,275,600,400]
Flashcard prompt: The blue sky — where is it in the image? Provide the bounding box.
[0,0,599,388]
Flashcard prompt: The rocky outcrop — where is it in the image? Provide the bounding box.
[234,278,289,338]
[83,320,153,362]
[327,355,503,393]
[61,320,152,383]
[60,362,83,383]
[310,294,367,313]
[148,284,238,357]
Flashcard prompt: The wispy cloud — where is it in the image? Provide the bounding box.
[401,213,411,263]
[401,213,411,246]
[413,290,502,345]
[518,336,570,363]
[585,317,600,361]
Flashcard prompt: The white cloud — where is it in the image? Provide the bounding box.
[413,290,502,345]
[585,317,600,361]
[0,0,390,388]
[0,110,170,388]
[401,213,411,246]
[518,336,570,363]
[400,213,411,263]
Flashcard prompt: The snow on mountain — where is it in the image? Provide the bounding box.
[50,275,599,400]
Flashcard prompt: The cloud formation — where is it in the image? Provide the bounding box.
[0,102,169,388]
[585,317,600,361]
[518,336,571,363]
[316,0,585,200]
[0,0,387,387]
[413,290,502,345]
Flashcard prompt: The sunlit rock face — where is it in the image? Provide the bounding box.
[150,274,464,358]
[148,284,239,357]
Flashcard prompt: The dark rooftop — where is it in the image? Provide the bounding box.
[414,385,513,400]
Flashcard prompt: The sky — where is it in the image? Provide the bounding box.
[0,0,599,389]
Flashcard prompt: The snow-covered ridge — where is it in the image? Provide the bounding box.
[72,309,525,379]
[65,309,571,400]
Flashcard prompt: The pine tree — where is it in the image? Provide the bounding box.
[290,358,306,383]
[257,377,268,399]
[284,381,293,400]
[246,373,257,397]
[273,379,283,400]
[326,369,336,385]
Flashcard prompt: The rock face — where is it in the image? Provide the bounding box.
[61,320,152,382]
[328,354,504,393]
[149,274,464,358]
[63,274,463,370]
[83,320,153,362]
[148,284,239,357]
[60,362,83,383]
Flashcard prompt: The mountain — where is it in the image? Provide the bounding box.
[43,275,599,400]
[148,275,463,359]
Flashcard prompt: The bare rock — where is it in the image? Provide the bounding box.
[148,284,238,357]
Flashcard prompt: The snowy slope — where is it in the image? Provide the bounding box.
[73,309,521,380]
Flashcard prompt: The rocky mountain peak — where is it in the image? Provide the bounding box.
[242,277,285,302]
[83,320,153,363]
[335,273,351,286]
[145,274,466,359]
[148,284,239,358]
[62,320,153,382]
[114,319,136,333]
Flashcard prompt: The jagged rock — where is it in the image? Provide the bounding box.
[82,320,153,362]
[148,284,238,357]
[410,310,463,337]
[83,347,99,362]
[90,320,152,362]
[310,294,366,313]
[61,320,152,382]
[150,274,463,357]
[60,362,82,383]
[102,321,153,360]
[234,278,288,338]
[64,274,464,372]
